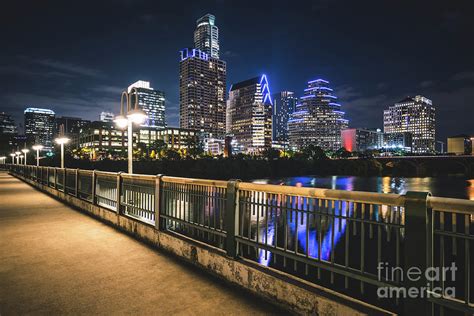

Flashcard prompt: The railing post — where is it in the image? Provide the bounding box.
[75,169,79,197]
[403,191,431,315]
[224,180,240,258]
[91,170,97,205]
[116,172,122,214]
[154,174,164,230]
[63,168,67,192]
[54,168,57,189]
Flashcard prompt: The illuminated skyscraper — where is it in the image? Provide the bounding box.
[100,111,115,122]
[272,91,297,143]
[288,79,348,151]
[194,14,220,59]
[383,95,435,153]
[226,75,273,153]
[24,108,55,149]
[179,14,226,139]
[128,80,166,129]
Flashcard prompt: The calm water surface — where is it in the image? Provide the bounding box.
[252,175,474,200]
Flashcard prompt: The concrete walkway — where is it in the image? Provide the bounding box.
[0,172,282,315]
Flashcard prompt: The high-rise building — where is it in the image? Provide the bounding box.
[341,128,383,152]
[55,116,90,136]
[226,75,273,153]
[288,79,348,151]
[383,132,413,152]
[194,14,220,59]
[100,111,115,122]
[127,80,166,129]
[0,112,17,135]
[272,91,297,143]
[24,108,55,149]
[0,112,18,155]
[179,47,226,138]
[383,95,435,153]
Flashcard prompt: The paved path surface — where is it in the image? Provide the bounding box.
[0,172,282,315]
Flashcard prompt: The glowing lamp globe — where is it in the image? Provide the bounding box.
[127,109,147,125]
[15,151,21,156]
[21,149,29,154]
[55,137,70,145]
[114,115,128,129]
[32,145,44,151]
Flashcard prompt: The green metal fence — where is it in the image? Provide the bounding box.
[3,164,473,315]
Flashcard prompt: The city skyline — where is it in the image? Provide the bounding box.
[1,1,473,143]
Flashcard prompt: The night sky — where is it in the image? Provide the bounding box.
[1,0,473,143]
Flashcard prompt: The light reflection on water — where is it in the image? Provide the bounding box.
[253,175,473,199]
[251,175,472,266]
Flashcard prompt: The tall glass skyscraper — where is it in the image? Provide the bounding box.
[288,79,348,151]
[272,91,297,143]
[194,14,220,59]
[226,75,273,153]
[24,108,55,149]
[128,80,166,129]
[383,95,435,153]
[180,14,226,139]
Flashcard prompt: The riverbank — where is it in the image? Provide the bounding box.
[40,157,472,180]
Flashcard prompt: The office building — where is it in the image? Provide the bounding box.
[0,112,18,155]
[226,75,273,153]
[179,14,226,139]
[288,79,348,151]
[24,108,55,149]
[341,128,383,152]
[55,116,90,138]
[0,112,17,135]
[272,91,297,143]
[194,14,220,58]
[100,111,115,122]
[382,132,413,152]
[76,121,198,159]
[447,135,473,155]
[383,95,436,153]
[128,80,166,129]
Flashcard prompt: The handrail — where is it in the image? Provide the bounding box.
[238,182,406,206]
[428,196,474,214]
[161,175,228,188]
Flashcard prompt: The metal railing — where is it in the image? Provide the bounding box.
[3,163,473,315]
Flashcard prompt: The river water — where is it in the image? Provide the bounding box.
[252,175,474,200]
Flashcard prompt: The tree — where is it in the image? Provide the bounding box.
[185,137,204,158]
[149,139,167,159]
[163,148,181,160]
[334,147,351,159]
[262,148,280,160]
[301,144,327,160]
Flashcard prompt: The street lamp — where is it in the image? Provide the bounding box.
[21,148,29,166]
[32,145,44,166]
[9,153,15,164]
[55,137,70,168]
[0,156,5,164]
[114,89,147,174]
[19,155,24,165]
[15,151,21,164]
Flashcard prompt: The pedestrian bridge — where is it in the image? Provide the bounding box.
[2,165,473,315]
[0,172,279,314]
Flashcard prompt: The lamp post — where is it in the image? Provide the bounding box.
[19,155,24,165]
[15,151,21,164]
[10,153,15,164]
[21,148,29,165]
[55,124,70,168]
[114,89,147,174]
[32,145,44,166]
[0,156,5,164]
